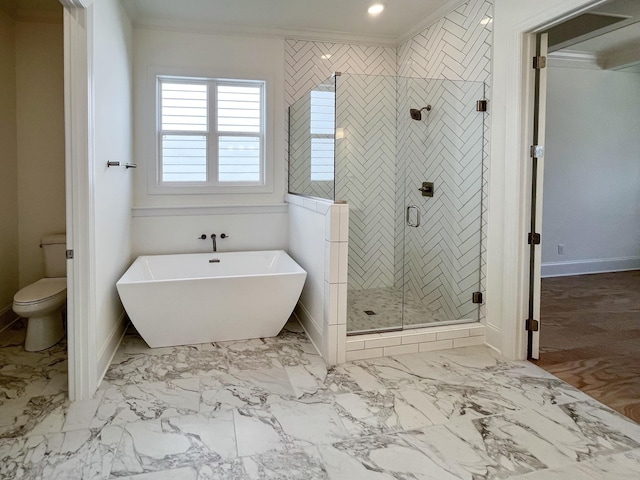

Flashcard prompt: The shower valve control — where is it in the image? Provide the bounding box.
[419,182,434,197]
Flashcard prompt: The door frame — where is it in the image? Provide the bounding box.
[61,0,96,401]
[487,0,609,360]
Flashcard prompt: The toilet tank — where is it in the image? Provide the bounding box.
[42,234,67,278]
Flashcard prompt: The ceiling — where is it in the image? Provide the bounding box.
[120,0,466,45]
[550,0,640,72]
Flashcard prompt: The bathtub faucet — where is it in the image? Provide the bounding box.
[210,234,217,252]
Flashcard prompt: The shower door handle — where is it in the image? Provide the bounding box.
[406,205,421,227]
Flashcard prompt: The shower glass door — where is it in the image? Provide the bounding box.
[399,78,485,328]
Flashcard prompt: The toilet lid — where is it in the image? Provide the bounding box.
[14,278,67,305]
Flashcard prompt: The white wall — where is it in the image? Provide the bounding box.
[15,20,65,289]
[542,66,640,276]
[0,9,18,324]
[92,0,134,376]
[131,28,287,255]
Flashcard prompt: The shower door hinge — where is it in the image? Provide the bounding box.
[472,292,483,304]
[526,318,539,332]
[530,145,544,158]
[476,100,487,112]
[533,55,547,69]
[66,249,74,259]
[528,233,541,245]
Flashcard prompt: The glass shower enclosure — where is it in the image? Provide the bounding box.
[289,73,485,334]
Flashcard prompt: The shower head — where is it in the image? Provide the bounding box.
[410,105,432,121]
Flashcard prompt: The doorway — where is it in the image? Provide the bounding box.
[526,0,640,422]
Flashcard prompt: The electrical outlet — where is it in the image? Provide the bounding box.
[558,244,564,255]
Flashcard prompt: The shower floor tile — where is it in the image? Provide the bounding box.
[347,287,448,333]
[2,318,640,478]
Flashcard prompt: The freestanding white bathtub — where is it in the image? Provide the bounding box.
[116,250,307,348]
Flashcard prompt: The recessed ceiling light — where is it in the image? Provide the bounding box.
[368,3,384,16]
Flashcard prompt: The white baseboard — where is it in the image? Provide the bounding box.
[294,302,323,358]
[0,305,19,333]
[541,256,640,278]
[96,312,128,387]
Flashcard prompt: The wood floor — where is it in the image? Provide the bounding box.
[533,271,640,423]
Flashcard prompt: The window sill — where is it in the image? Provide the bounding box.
[131,204,288,217]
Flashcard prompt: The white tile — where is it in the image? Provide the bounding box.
[364,336,401,349]
[303,198,317,211]
[337,283,347,325]
[419,339,453,352]
[401,332,437,345]
[383,344,419,357]
[338,242,348,284]
[338,205,349,242]
[436,329,469,341]
[379,331,403,338]
[325,324,338,364]
[346,348,383,361]
[346,340,365,351]
[329,205,340,241]
[468,324,486,336]
[325,241,339,284]
[316,201,331,215]
[285,194,304,206]
[348,333,380,343]
[324,282,339,326]
[336,324,347,364]
[453,336,485,348]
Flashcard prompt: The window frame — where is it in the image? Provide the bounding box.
[149,73,271,195]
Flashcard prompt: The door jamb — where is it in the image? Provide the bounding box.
[62,0,96,401]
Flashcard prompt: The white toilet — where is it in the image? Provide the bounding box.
[13,234,67,352]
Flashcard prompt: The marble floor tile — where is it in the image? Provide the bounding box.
[104,343,230,386]
[333,388,443,436]
[217,337,323,371]
[318,433,463,480]
[4,317,640,479]
[92,378,200,428]
[234,400,350,457]
[0,425,123,480]
[0,392,68,439]
[110,412,236,477]
[240,447,327,479]
[200,368,296,413]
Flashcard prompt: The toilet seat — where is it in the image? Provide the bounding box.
[14,278,67,306]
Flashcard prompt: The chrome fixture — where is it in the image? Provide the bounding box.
[406,205,421,227]
[107,161,137,168]
[409,105,432,121]
[199,233,229,252]
[418,182,434,197]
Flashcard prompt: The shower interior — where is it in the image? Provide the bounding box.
[289,73,485,334]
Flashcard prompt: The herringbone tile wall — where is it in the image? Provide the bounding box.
[285,0,493,328]
[397,0,492,322]
[285,40,396,107]
[398,78,484,323]
[335,74,397,290]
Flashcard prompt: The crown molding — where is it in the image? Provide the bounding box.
[133,17,398,47]
[548,50,601,69]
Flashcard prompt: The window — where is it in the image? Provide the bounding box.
[157,76,265,189]
[309,89,335,182]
